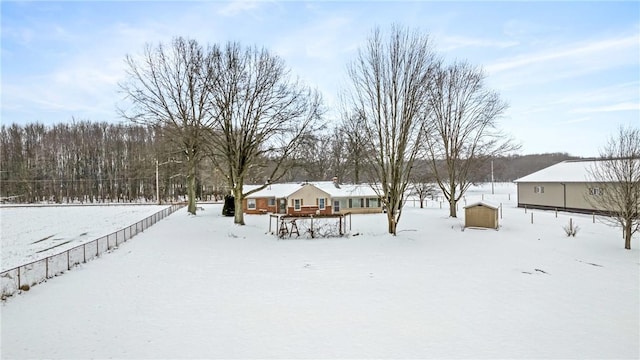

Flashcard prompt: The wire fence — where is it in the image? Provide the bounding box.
[0,203,185,299]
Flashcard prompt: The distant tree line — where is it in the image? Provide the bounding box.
[0,118,578,205]
[0,121,216,203]
[0,119,377,204]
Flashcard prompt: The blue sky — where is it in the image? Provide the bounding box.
[1,1,638,157]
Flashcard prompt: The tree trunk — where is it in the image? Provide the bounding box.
[233,187,245,225]
[449,199,457,218]
[624,222,632,250]
[186,164,197,215]
[387,211,397,235]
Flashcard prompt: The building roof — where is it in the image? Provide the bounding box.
[244,183,304,198]
[313,181,380,198]
[513,160,596,183]
[244,181,381,199]
[464,201,500,210]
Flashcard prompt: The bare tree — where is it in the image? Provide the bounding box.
[207,42,323,225]
[409,163,436,208]
[344,25,436,235]
[119,37,217,214]
[425,61,516,217]
[587,126,640,250]
[294,132,334,181]
[339,109,372,184]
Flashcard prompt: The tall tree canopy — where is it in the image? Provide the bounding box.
[344,25,437,235]
[424,61,517,217]
[207,42,323,225]
[119,37,217,214]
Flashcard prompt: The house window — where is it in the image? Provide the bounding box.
[333,200,340,212]
[589,187,602,196]
[534,186,544,194]
[348,199,353,208]
[294,199,301,211]
[247,199,256,210]
[360,198,365,208]
[268,198,276,206]
[318,198,326,210]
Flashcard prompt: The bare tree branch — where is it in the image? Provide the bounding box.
[343,25,437,235]
[587,126,640,250]
[206,42,324,225]
[424,61,518,217]
[118,37,217,214]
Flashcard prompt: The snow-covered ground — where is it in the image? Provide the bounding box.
[1,184,638,359]
[0,205,169,272]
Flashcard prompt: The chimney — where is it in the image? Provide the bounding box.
[332,176,340,189]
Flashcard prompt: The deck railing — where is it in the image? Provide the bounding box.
[0,203,185,299]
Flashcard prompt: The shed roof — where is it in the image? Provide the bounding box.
[464,201,500,210]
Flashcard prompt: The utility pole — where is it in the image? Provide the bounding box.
[156,158,183,205]
[156,160,160,205]
[491,160,495,195]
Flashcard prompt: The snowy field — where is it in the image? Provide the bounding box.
[0,205,169,272]
[1,184,638,359]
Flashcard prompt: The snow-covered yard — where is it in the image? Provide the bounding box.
[1,184,638,359]
[0,204,169,272]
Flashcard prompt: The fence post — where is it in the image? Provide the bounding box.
[46,257,49,278]
[18,267,21,289]
[83,244,86,263]
[67,251,70,271]
[531,212,534,224]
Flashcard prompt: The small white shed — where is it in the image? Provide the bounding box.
[464,201,499,230]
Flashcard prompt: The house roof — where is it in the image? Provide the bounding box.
[244,183,305,198]
[313,181,380,198]
[513,160,597,183]
[244,181,381,199]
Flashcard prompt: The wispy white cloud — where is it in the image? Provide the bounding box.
[217,0,261,17]
[439,35,519,52]
[486,33,638,74]
[502,18,561,39]
[562,117,593,125]
[551,81,639,106]
[571,102,640,114]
